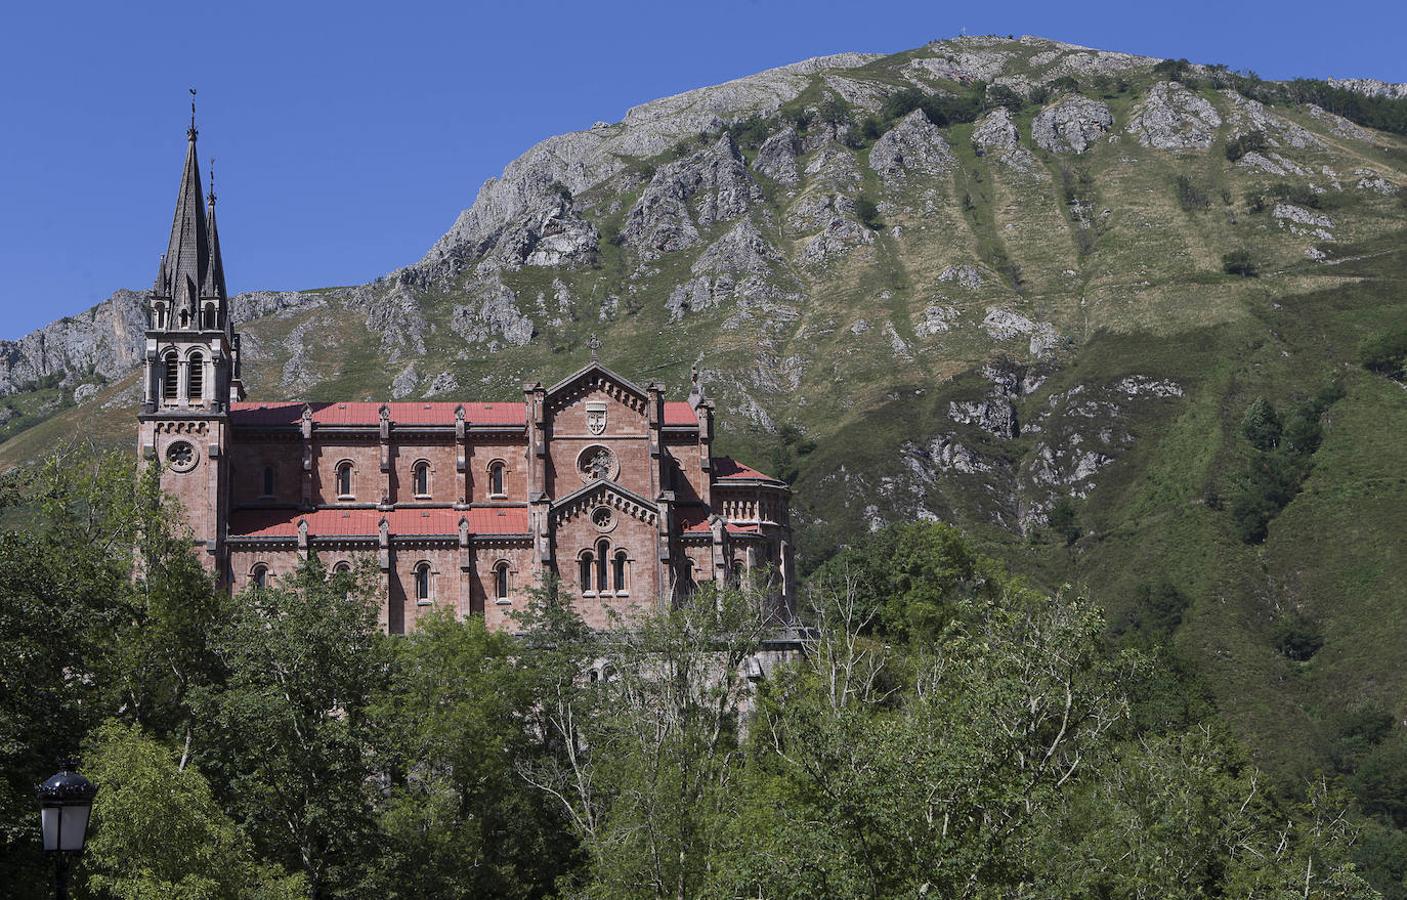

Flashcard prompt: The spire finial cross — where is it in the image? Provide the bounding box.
[208,156,216,205]
[588,334,601,360]
[188,87,198,139]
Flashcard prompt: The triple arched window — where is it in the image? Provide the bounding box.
[336,461,354,499]
[412,460,430,498]
[579,542,629,594]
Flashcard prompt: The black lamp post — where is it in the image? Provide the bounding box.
[36,759,98,900]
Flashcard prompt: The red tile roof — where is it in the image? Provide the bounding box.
[663,402,698,426]
[230,401,525,428]
[677,505,762,535]
[711,456,782,483]
[228,506,529,539]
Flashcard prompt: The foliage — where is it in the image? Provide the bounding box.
[1048,495,1083,546]
[516,582,771,899]
[83,720,302,899]
[1274,613,1325,661]
[193,555,386,895]
[1223,249,1259,277]
[878,85,985,129]
[1241,397,1283,450]
[810,521,1013,643]
[1175,174,1211,211]
[1230,387,1342,542]
[1225,129,1269,162]
[361,609,572,898]
[854,195,883,231]
[1361,328,1407,380]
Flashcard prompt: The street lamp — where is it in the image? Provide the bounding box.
[36,758,98,900]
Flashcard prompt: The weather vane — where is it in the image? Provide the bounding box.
[588,334,601,360]
[188,87,198,135]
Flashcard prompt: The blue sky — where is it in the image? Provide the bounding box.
[2,0,1404,339]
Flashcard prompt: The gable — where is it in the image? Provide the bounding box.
[550,479,659,529]
[546,362,648,410]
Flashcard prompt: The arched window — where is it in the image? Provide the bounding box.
[154,303,167,329]
[179,308,190,328]
[188,351,204,400]
[251,564,268,589]
[494,561,510,601]
[203,303,216,329]
[336,461,354,498]
[488,461,506,497]
[680,559,697,598]
[732,560,745,586]
[579,551,594,594]
[332,561,351,576]
[412,460,430,497]
[162,351,179,400]
[262,466,275,498]
[613,550,628,593]
[414,562,431,602]
[596,539,610,593]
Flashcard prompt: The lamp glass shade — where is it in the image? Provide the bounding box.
[59,804,92,852]
[40,807,58,852]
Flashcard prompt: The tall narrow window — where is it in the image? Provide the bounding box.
[613,551,628,593]
[413,461,430,497]
[580,552,594,593]
[414,562,431,602]
[494,562,510,601]
[188,352,204,400]
[336,461,354,498]
[596,540,610,593]
[489,461,505,497]
[154,303,167,329]
[251,564,268,589]
[732,560,745,587]
[262,466,275,498]
[203,303,216,329]
[162,352,179,400]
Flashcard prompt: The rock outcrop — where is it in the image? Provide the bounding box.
[754,126,802,184]
[621,133,762,257]
[869,109,955,184]
[1031,96,1114,154]
[1126,81,1222,150]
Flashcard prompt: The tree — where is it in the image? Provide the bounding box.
[1048,495,1082,546]
[194,556,385,897]
[1241,397,1283,451]
[362,609,573,898]
[1223,249,1259,277]
[82,720,302,899]
[517,582,771,898]
[715,583,1147,898]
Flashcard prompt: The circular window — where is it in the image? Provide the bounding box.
[591,505,615,532]
[166,440,198,473]
[576,444,619,483]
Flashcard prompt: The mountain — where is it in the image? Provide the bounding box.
[3,34,1407,780]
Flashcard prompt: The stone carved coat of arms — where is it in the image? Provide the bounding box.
[586,401,607,436]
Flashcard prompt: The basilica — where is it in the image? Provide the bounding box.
[137,116,794,633]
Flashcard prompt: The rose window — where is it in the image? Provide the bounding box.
[166,440,197,472]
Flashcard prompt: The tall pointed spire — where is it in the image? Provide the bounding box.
[202,157,227,304]
[152,90,223,330]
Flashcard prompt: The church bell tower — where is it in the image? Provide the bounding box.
[137,96,244,576]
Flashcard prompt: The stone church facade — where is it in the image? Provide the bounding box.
[137,118,794,633]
